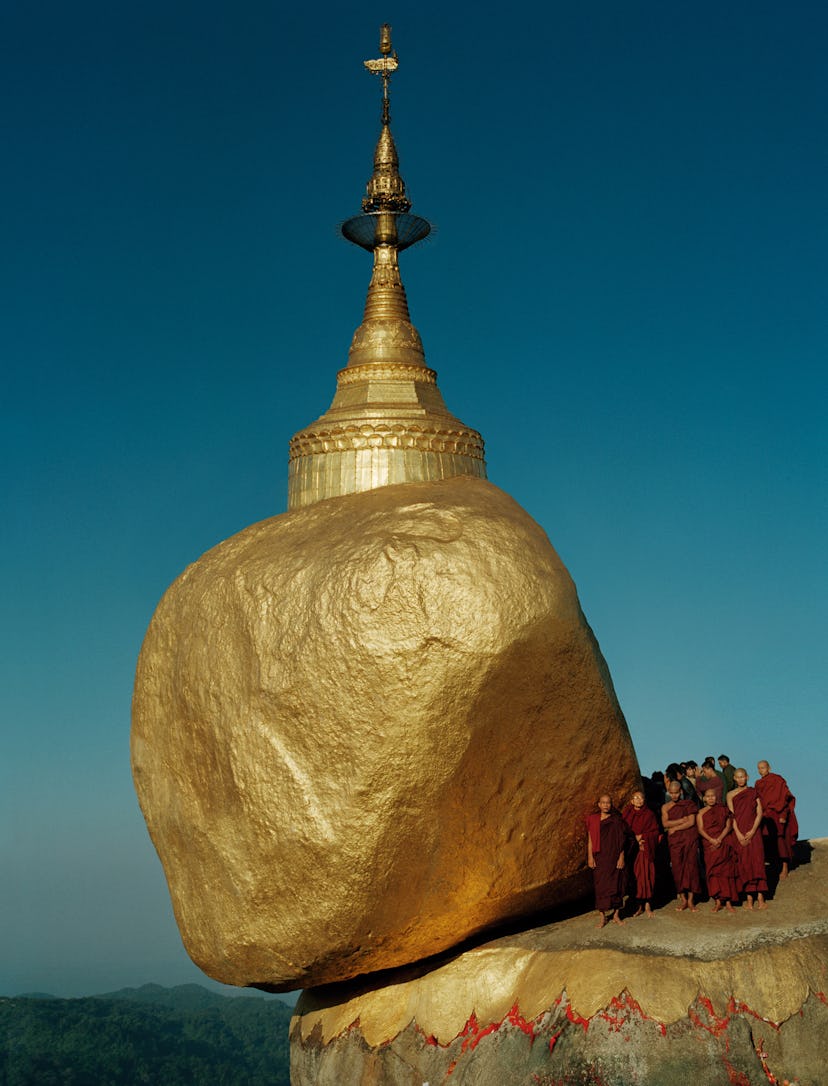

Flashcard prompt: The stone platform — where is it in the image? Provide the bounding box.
[290,839,828,1085]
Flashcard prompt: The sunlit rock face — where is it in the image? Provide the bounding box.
[131,475,639,989]
[290,841,828,1086]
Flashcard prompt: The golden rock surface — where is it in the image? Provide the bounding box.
[294,839,828,1047]
[131,475,638,989]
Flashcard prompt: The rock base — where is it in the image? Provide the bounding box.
[291,840,828,1085]
[295,989,826,1086]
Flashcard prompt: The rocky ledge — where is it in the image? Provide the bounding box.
[291,838,828,1085]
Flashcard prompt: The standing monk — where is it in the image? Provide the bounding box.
[727,768,767,909]
[695,760,725,804]
[697,788,738,913]
[586,794,628,928]
[623,790,660,918]
[755,761,798,879]
[662,780,702,911]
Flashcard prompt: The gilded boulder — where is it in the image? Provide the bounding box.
[131,475,638,988]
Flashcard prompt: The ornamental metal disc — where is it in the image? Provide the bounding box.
[341,212,431,252]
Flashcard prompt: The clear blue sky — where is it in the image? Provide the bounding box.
[2,1,826,997]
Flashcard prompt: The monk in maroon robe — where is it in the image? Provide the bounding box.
[755,761,798,879]
[586,794,628,928]
[695,762,724,804]
[727,768,767,908]
[622,790,660,918]
[697,788,738,912]
[662,780,702,910]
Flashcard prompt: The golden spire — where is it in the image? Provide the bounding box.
[361,27,409,216]
[287,25,486,510]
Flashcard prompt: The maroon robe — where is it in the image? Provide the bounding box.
[698,803,738,902]
[622,804,660,900]
[696,773,724,804]
[586,812,628,912]
[664,798,702,895]
[755,772,798,864]
[730,787,768,893]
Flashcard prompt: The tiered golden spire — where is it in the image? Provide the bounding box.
[287,25,486,510]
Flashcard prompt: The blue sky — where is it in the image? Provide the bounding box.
[2,1,826,997]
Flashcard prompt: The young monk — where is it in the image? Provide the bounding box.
[586,794,628,928]
[727,768,768,909]
[755,761,798,879]
[695,759,725,804]
[662,779,702,911]
[622,789,660,918]
[697,787,738,913]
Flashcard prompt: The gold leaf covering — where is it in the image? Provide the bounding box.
[131,477,639,989]
[287,26,484,509]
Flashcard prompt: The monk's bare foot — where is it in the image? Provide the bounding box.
[612,911,624,926]
[644,904,653,919]
[597,913,608,929]
[712,900,722,913]
[688,905,698,912]
[676,902,688,912]
[725,901,736,913]
[744,898,754,910]
[756,898,768,910]
[632,906,643,918]
[780,863,789,880]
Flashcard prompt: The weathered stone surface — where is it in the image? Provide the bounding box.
[132,475,638,989]
[291,840,828,1085]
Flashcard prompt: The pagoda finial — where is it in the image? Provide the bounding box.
[364,23,397,127]
[360,24,410,217]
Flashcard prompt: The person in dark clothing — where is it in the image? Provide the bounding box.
[755,760,798,880]
[696,760,725,804]
[623,790,660,919]
[586,794,628,928]
[697,787,738,912]
[662,779,702,911]
[665,762,698,805]
[728,768,768,910]
[645,771,666,814]
[718,754,736,793]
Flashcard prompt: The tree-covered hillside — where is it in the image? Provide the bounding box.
[0,984,292,1085]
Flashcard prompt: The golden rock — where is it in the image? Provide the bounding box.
[131,475,639,989]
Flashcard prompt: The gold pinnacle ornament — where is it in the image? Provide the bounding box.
[287,25,486,510]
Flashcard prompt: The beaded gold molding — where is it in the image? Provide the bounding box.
[337,363,438,386]
[289,421,485,459]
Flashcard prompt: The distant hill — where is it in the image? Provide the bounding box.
[0,983,292,1085]
[98,981,294,1010]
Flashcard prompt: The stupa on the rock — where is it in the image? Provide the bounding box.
[131,25,639,993]
[287,24,485,508]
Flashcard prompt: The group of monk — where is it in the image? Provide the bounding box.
[586,756,798,928]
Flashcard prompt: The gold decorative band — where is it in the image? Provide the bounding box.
[337,363,437,386]
[289,421,485,459]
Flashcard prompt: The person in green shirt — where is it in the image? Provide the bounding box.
[717,754,736,793]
